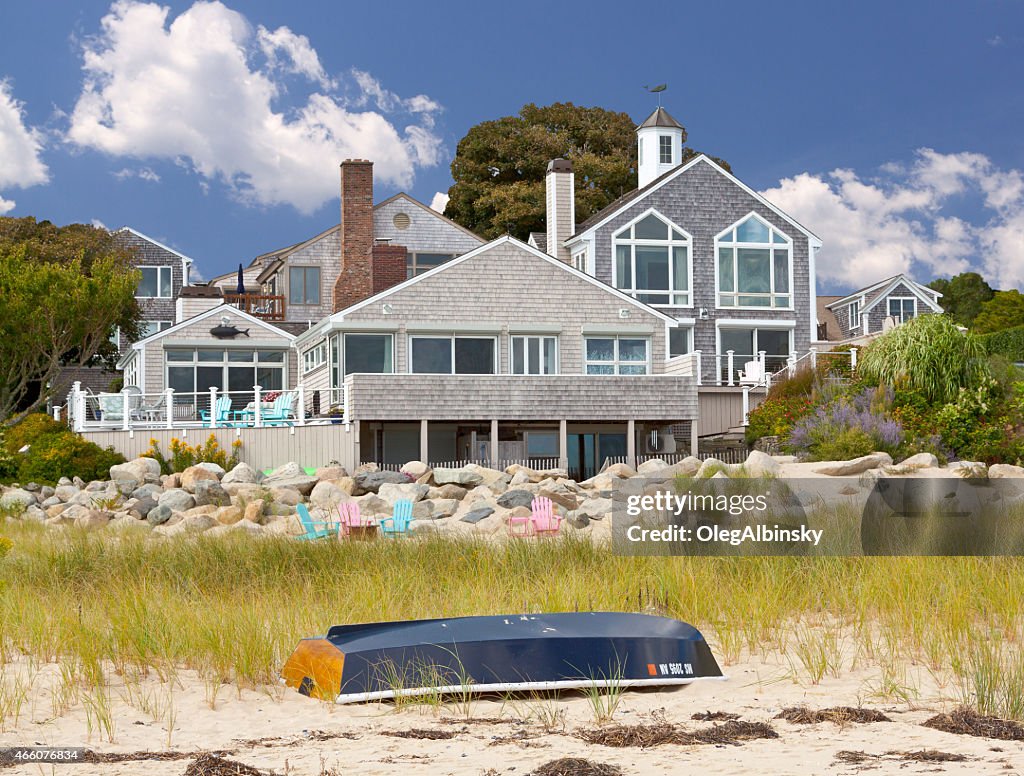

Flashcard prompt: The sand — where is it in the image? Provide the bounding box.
[2,639,1021,776]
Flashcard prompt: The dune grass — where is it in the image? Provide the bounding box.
[0,519,1022,724]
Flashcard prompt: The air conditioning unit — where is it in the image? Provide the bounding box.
[642,426,677,454]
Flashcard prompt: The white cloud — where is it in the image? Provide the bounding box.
[430,191,449,213]
[67,1,443,214]
[113,166,160,182]
[0,80,49,212]
[90,218,107,229]
[761,148,1024,291]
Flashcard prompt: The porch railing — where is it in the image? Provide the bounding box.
[223,293,286,322]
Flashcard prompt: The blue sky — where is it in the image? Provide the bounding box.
[1,0,1023,291]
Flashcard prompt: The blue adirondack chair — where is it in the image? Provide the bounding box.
[295,504,338,541]
[263,391,296,426]
[199,395,233,425]
[380,499,414,538]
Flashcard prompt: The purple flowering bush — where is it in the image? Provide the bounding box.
[786,386,906,461]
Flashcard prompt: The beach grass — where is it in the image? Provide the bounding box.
[0,519,1022,723]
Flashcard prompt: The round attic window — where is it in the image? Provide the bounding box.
[393,212,411,230]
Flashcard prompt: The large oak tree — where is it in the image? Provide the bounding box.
[444,102,729,240]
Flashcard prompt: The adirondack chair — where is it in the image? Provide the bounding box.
[295,504,338,541]
[379,499,414,538]
[337,501,370,538]
[530,496,562,537]
[263,391,296,426]
[199,395,233,425]
[508,507,534,538]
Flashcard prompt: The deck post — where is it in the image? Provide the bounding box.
[253,386,262,428]
[693,350,702,386]
[742,386,751,426]
[758,350,766,375]
[558,419,568,471]
[490,419,499,469]
[72,382,84,432]
[690,418,699,456]
[850,346,858,370]
[209,386,218,428]
[342,382,350,427]
[810,346,818,370]
[786,354,796,378]
[420,419,429,464]
[122,391,130,431]
[626,419,636,470]
[726,350,735,386]
[165,389,174,429]
[297,384,306,426]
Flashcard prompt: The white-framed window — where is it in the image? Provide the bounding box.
[511,336,557,374]
[888,296,917,323]
[407,252,456,278]
[585,337,649,375]
[123,357,139,390]
[140,321,172,339]
[571,250,587,272]
[659,135,673,165]
[717,326,793,382]
[849,300,860,329]
[289,266,320,305]
[613,211,691,306]
[343,333,394,376]
[669,327,692,357]
[410,335,496,374]
[137,266,172,298]
[302,341,327,373]
[165,348,286,398]
[716,214,792,309]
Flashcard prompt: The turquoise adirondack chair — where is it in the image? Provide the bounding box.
[199,395,233,425]
[295,503,338,541]
[380,499,414,538]
[263,391,296,426]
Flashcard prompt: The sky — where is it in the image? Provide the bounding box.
[1,0,1023,292]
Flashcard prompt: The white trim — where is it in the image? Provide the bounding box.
[716,318,797,329]
[135,265,173,299]
[340,332,395,380]
[886,296,918,323]
[808,243,818,338]
[566,155,822,247]
[828,273,942,314]
[510,334,559,375]
[583,335,651,376]
[408,334,499,375]
[848,299,861,330]
[862,277,942,315]
[714,212,794,311]
[611,207,694,309]
[129,303,297,349]
[714,325,795,370]
[294,236,679,347]
[117,226,196,267]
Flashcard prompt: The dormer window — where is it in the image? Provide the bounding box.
[659,135,673,165]
[849,299,860,328]
[613,212,691,306]
[716,214,792,309]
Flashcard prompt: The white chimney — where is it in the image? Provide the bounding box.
[637,107,685,188]
[545,158,575,264]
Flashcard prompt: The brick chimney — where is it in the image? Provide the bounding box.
[371,240,408,293]
[333,160,374,312]
[545,158,575,264]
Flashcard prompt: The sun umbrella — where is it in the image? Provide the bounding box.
[235,263,245,295]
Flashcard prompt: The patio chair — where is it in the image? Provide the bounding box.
[738,360,764,386]
[295,504,338,541]
[379,499,414,538]
[132,392,166,422]
[337,501,368,537]
[96,392,129,423]
[199,395,233,425]
[530,496,562,537]
[508,506,534,538]
[263,391,296,427]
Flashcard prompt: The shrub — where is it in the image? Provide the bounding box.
[3,413,65,455]
[787,387,905,461]
[932,379,1024,464]
[144,435,242,474]
[16,431,125,484]
[858,314,990,405]
[0,430,17,481]
[979,324,1024,362]
[745,393,815,444]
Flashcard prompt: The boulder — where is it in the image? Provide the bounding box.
[243,501,264,523]
[222,462,259,484]
[537,487,578,511]
[181,504,218,519]
[40,485,55,499]
[263,473,318,496]
[352,470,408,495]
[896,452,940,470]
[40,496,61,509]
[989,464,1024,479]
[193,480,230,507]
[464,464,508,487]
[314,465,348,481]
[147,504,174,526]
[604,463,637,478]
[695,458,727,478]
[22,505,46,523]
[214,505,244,525]
[155,513,217,537]
[636,459,668,475]
[354,493,390,517]
[109,458,156,485]
[269,487,302,506]
[460,506,495,524]
[400,461,431,480]
[131,483,164,501]
[113,478,140,496]
[815,452,894,476]
[222,482,264,500]
[158,488,195,513]
[419,498,459,520]
[164,473,181,489]
[567,511,590,529]
[378,482,429,506]
[496,489,535,509]
[108,515,149,532]
[194,462,225,478]
[744,450,781,478]
[576,497,612,521]
[78,510,111,530]
[209,520,263,538]
[180,465,220,493]
[22,482,40,493]
[309,480,353,509]
[0,489,36,511]
[54,484,81,502]
[428,484,467,501]
[432,467,484,487]
[133,496,158,518]
[509,470,532,487]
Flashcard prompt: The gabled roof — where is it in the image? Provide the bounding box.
[826,273,943,313]
[374,192,484,242]
[816,295,844,341]
[294,235,679,347]
[637,107,683,130]
[116,226,195,265]
[527,232,547,253]
[567,155,822,246]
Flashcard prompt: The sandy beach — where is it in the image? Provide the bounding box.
[2,635,1022,776]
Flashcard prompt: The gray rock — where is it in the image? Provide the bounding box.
[989,463,1024,478]
[636,459,668,475]
[897,452,940,470]
[378,482,429,505]
[428,484,467,501]
[0,489,36,511]
[576,497,612,521]
[23,505,46,523]
[73,476,85,488]
[352,470,408,495]
[269,487,302,506]
[23,482,41,493]
[40,496,61,508]
[40,485,55,499]
[157,488,195,512]
[222,462,259,484]
[432,467,484,487]
[113,478,138,496]
[147,504,174,525]
[262,465,319,495]
[78,510,111,530]
[744,450,781,478]
[567,512,590,529]
[133,496,158,517]
[309,480,352,509]
[496,489,535,509]
[815,452,894,476]
[193,479,230,507]
[460,506,495,524]
[195,462,226,477]
[57,477,72,486]
[54,484,81,502]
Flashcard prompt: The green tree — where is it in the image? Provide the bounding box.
[973,290,1024,335]
[0,229,140,425]
[444,102,730,240]
[927,272,994,328]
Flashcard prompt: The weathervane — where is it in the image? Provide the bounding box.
[643,83,667,108]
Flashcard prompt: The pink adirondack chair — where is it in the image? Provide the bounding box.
[508,508,533,538]
[337,501,366,538]
[532,496,562,537]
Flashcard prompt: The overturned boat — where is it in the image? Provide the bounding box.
[282,612,724,703]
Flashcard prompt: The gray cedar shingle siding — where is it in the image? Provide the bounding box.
[116,230,187,346]
[867,281,931,333]
[586,159,812,381]
[373,196,483,256]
